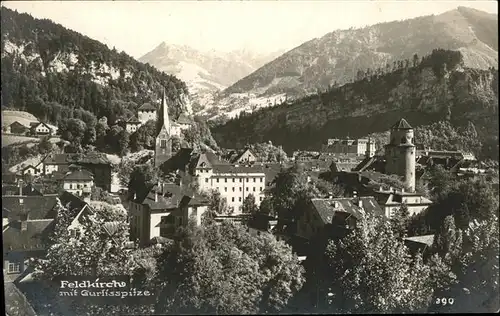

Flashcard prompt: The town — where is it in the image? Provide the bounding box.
[2,2,499,315]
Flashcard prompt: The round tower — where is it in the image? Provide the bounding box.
[384,118,416,192]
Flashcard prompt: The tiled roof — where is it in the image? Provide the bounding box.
[2,195,59,221]
[138,102,157,111]
[59,191,92,220]
[404,234,435,247]
[9,121,27,128]
[212,164,266,175]
[311,196,384,224]
[136,183,184,210]
[391,118,413,129]
[3,219,55,251]
[63,169,94,181]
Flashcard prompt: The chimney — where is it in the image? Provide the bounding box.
[379,186,383,192]
[401,188,405,193]
[20,212,28,231]
[389,186,393,192]
[358,199,363,208]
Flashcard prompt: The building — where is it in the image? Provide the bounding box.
[247,213,278,236]
[404,234,435,254]
[137,102,157,125]
[9,121,28,134]
[176,113,193,130]
[295,196,384,241]
[29,122,53,136]
[192,152,266,214]
[2,191,96,281]
[128,182,209,246]
[223,148,258,164]
[155,89,173,168]
[125,116,142,133]
[43,153,112,191]
[384,118,416,192]
[62,169,94,198]
[373,186,433,218]
[21,164,43,176]
[322,137,376,157]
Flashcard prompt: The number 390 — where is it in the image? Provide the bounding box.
[435,297,454,305]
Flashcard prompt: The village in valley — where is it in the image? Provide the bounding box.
[2,1,499,315]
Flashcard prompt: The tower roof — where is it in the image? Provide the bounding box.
[391,118,412,130]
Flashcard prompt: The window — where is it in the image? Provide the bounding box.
[205,178,209,183]
[225,178,227,183]
[232,197,235,202]
[233,178,235,183]
[253,187,256,192]
[216,178,219,183]
[260,197,263,201]
[260,178,263,182]
[247,187,249,191]
[160,139,167,148]
[232,187,235,192]
[239,187,242,192]
[8,262,21,274]
[239,179,242,183]
[253,178,256,182]
[246,178,249,182]
[224,187,227,192]
[239,197,242,202]
[260,187,263,192]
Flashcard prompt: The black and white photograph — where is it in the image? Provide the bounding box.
[1,0,498,314]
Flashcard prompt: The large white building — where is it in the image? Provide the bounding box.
[192,152,266,214]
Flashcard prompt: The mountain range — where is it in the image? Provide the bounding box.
[195,6,497,121]
[138,43,283,111]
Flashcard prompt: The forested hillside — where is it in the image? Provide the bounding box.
[212,50,499,160]
[1,7,188,128]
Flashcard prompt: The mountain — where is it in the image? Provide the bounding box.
[0,7,218,154]
[138,42,283,110]
[205,7,497,121]
[211,49,499,160]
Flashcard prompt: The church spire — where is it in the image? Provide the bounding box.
[161,87,170,134]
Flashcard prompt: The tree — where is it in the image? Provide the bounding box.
[413,53,419,67]
[154,220,305,314]
[128,163,158,200]
[59,118,87,147]
[390,203,410,238]
[38,136,52,155]
[320,212,437,313]
[242,194,258,214]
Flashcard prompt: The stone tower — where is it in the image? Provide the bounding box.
[384,118,416,192]
[154,88,172,168]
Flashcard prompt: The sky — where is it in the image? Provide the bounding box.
[2,1,498,58]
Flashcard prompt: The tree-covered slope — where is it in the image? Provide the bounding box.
[1,7,189,126]
[223,6,497,98]
[212,50,498,159]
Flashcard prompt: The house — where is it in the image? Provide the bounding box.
[137,102,157,125]
[29,122,53,136]
[125,116,142,133]
[192,152,266,214]
[224,148,258,164]
[176,113,193,130]
[2,194,59,281]
[43,153,112,191]
[9,121,28,134]
[322,137,376,157]
[295,196,384,241]
[62,169,94,199]
[373,186,433,218]
[128,182,209,247]
[21,164,43,176]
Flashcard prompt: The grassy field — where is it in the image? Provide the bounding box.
[1,110,38,128]
[1,134,62,148]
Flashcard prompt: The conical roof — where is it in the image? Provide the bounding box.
[391,118,412,129]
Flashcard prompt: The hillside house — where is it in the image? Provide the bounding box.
[29,122,52,136]
[137,102,157,125]
[322,137,376,157]
[9,121,28,134]
[223,148,258,164]
[125,116,142,133]
[128,182,209,247]
[21,164,43,176]
[43,153,112,191]
[295,196,384,241]
[62,169,94,199]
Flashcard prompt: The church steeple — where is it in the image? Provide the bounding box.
[154,87,172,168]
[158,88,170,135]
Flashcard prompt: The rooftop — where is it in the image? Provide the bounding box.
[391,118,413,130]
[138,102,157,111]
[3,219,55,251]
[2,195,59,221]
[404,234,435,247]
[63,169,94,181]
[311,196,384,224]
